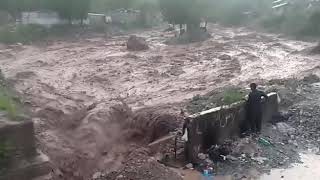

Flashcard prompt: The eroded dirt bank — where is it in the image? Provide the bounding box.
[0,24,320,179]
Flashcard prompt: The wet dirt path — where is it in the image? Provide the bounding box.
[0,25,320,179]
[260,153,320,180]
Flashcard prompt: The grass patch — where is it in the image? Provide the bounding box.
[187,88,246,114]
[222,89,246,105]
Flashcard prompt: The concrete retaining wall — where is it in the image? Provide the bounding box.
[0,119,36,165]
[0,116,51,180]
[186,93,279,163]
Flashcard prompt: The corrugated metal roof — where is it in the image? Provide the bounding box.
[272,2,289,8]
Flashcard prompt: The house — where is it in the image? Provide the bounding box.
[109,9,140,25]
[21,10,67,27]
[272,0,289,15]
[88,13,112,25]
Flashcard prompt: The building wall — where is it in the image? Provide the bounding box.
[88,13,107,27]
[21,11,67,27]
[109,10,140,25]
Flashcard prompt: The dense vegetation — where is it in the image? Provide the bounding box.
[207,0,320,37]
[0,0,320,43]
[0,24,47,44]
[159,0,209,31]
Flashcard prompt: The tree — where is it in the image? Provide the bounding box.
[135,0,159,27]
[47,0,90,23]
[72,0,90,24]
[105,0,135,11]
[159,0,209,32]
[0,0,24,19]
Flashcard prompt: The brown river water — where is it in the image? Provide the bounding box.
[0,24,320,179]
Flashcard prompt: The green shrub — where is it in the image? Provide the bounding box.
[0,24,48,44]
[0,141,11,161]
[260,9,319,37]
[0,140,13,173]
[0,71,20,120]
[260,15,285,31]
[49,24,80,36]
[298,11,320,37]
[187,88,246,114]
[0,91,18,119]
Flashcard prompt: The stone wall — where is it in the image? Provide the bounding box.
[186,93,279,163]
[0,119,36,166]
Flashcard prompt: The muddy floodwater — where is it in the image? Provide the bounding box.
[260,153,320,180]
[1,24,320,179]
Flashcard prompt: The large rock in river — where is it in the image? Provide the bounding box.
[127,35,149,51]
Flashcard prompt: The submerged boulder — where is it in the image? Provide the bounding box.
[218,54,232,60]
[310,43,320,54]
[127,35,149,51]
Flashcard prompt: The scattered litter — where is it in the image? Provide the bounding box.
[258,137,272,146]
[251,157,268,164]
[186,163,194,169]
[92,172,102,180]
[226,155,238,161]
[198,153,207,160]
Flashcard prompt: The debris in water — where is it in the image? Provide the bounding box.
[186,163,194,169]
[258,137,272,146]
[92,172,103,180]
[198,153,207,160]
[126,35,149,51]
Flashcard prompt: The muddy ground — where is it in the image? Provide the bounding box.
[1,24,320,179]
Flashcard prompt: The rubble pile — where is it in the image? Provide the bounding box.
[193,131,300,179]
[287,106,320,150]
[102,148,183,180]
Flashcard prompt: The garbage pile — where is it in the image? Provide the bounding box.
[287,106,320,152]
[189,131,301,179]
